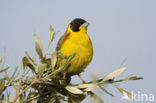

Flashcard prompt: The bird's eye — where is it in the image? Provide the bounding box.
[70,23,80,32]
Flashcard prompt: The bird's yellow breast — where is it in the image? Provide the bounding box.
[60,29,93,75]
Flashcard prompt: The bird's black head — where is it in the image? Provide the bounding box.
[70,18,86,32]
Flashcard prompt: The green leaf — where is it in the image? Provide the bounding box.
[123,73,138,81]
[51,52,57,69]
[49,25,55,43]
[0,57,2,64]
[4,70,11,85]
[123,73,144,81]
[37,63,47,78]
[76,84,95,89]
[114,85,136,101]
[0,67,9,73]
[27,63,36,74]
[75,84,99,92]
[84,84,99,92]
[100,67,127,83]
[0,79,5,93]
[19,95,25,103]
[42,53,76,80]
[35,42,43,59]
[22,56,29,69]
[62,53,76,69]
[1,48,6,70]
[65,85,83,94]
[16,98,20,103]
[133,77,144,80]
[34,33,43,59]
[14,65,22,80]
[34,33,43,50]
[11,66,18,80]
[25,51,37,66]
[8,94,13,102]
[99,86,114,97]
[89,92,104,103]
[127,73,143,80]
[30,100,35,103]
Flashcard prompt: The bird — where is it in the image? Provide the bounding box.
[56,18,93,83]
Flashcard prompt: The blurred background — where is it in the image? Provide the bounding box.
[0,0,156,103]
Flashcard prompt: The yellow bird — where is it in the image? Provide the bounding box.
[56,18,93,82]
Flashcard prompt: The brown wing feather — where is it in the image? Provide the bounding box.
[56,32,71,51]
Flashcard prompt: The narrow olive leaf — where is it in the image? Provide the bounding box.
[76,84,96,89]
[32,57,37,66]
[4,69,13,85]
[100,67,127,84]
[127,73,144,80]
[75,84,99,91]
[118,58,127,69]
[30,100,35,103]
[133,77,144,80]
[34,33,43,59]
[65,86,83,94]
[63,53,75,67]
[91,73,99,83]
[0,79,5,93]
[3,67,10,81]
[3,100,8,103]
[49,25,55,43]
[11,66,18,79]
[25,51,37,66]
[8,94,13,102]
[114,85,136,101]
[48,53,75,78]
[84,84,99,92]
[14,65,22,80]
[34,33,43,50]
[22,56,29,69]
[89,92,104,103]
[123,73,144,81]
[38,63,47,78]
[8,66,18,86]
[0,57,2,64]
[35,42,43,59]
[51,52,57,69]
[27,63,36,74]
[99,86,114,97]
[19,95,25,103]
[14,98,20,103]
[0,67,9,73]
[123,73,138,81]
[1,48,6,70]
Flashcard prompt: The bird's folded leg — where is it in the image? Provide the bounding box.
[62,73,71,85]
[78,74,87,84]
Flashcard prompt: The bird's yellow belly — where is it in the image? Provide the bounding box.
[60,34,93,75]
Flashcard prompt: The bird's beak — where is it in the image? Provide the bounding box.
[81,22,90,28]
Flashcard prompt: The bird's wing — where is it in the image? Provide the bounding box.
[56,32,71,51]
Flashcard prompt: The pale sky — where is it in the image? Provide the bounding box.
[0,0,156,103]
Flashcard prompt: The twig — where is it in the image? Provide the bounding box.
[13,78,37,103]
[18,68,26,91]
[13,68,26,103]
[24,91,51,103]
